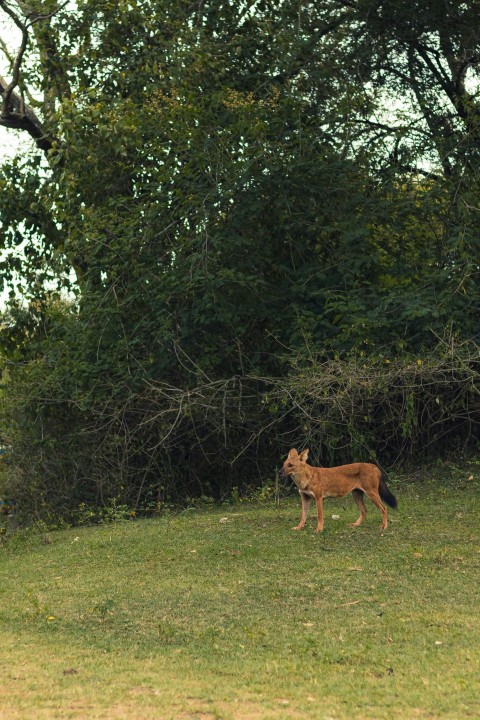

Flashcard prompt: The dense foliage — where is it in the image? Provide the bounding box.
[1,1,480,520]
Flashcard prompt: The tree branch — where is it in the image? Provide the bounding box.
[0,0,67,152]
[0,74,53,150]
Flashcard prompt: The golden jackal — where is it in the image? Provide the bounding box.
[280,448,397,532]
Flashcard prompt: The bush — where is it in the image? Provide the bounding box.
[283,338,480,466]
[1,334,479,524]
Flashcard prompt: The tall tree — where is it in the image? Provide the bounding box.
[1,1,480,516]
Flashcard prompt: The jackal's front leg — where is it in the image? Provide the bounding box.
[315,495,324,532]
[293,492,312,530]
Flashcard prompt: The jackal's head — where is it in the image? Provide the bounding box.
[279,448,309,478]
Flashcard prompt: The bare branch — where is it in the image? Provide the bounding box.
[0,22,29,119]
[0,0,67,151]
[0,74,52,150]
[0,34,14,64]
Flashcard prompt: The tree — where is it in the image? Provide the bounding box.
[1,1,480,518]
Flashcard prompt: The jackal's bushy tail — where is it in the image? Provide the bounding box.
[379,472,397,509]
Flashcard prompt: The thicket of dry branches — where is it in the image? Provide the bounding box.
[3,339,480,521]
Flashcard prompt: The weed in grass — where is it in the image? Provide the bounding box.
[92,598,115,622]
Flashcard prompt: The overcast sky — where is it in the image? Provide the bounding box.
[1,8,23,307]
[0,127,21,158]
[0,9,26,160]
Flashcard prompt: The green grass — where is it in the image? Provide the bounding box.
[1,463,480,719]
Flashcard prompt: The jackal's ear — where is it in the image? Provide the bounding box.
[298,448,309,462]
[288,448,298,458]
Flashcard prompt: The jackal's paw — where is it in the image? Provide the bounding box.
[315,527,324,533]
[292,525,304,531]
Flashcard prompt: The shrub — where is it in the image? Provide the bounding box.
[1,335,479,524]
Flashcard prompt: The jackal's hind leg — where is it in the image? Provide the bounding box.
[351,489,367,527]
[365,489,388,529]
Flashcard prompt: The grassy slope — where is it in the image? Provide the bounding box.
[1,465,479,720]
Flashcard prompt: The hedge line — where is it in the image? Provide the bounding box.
[1,339,479,523]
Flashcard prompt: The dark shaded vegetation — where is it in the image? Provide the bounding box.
[1,1,480,521]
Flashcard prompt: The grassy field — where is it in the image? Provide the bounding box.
[1,463,479,719]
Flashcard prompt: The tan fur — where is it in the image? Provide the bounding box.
[280,448,391,533]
